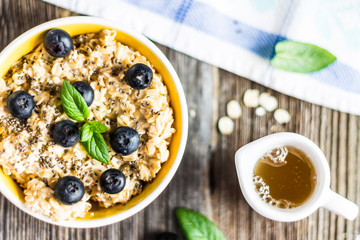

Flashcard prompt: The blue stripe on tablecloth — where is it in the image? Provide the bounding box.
[175,0,193,23]
[123,0,360,93]
[123,0,285,59]
[311,62,360,92]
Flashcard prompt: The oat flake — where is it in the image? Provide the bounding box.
[274,109,291,124]
[255,107,266,116]
[226,100,242,119]
[218,116,234,135]
[259,93,278,112]
[243,89,260,108]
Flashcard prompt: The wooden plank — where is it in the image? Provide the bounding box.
[211,68,360,240]
[1,0,360,239]
[161,48,214,236]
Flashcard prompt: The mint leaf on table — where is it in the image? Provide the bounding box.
[61,80,90,121]
[175,208,226,240]
[271,40,336,73]
[81,129,109,165]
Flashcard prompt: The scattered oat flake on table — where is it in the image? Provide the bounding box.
[226,100,242,119]
[255,107,266,116]
[274,109,291,124]
[243,89,260,107]
[258,92,278,112]
[218,116,234,135]
[189,109,196,118]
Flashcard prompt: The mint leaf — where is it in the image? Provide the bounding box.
[271,40,336,73]
[80,123,93,142]
[81,121,108,142]
[61,80,109,164]
[80,121,109,164]
[81,131,109,164]
[61,80,90,121]
[88,121,108,133]
[175,208,226,240]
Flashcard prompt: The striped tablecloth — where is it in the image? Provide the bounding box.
[43,0,360,115]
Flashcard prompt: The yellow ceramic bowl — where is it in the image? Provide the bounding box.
[0,16,188,228]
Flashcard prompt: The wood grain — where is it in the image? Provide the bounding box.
[1,0,360,239]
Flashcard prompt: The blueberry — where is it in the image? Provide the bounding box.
[7,91,35,119]
[100,169,126,194]
[157,232,179,240]
[52,120,80,147]
[44,29,73,58]
[54,176,85,205]
[72,81,94,106]
[125,63,153,89]
[110,126,140,155]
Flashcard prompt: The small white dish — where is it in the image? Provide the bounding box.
[235,132,358,222]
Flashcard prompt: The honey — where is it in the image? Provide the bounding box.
[253,146,317,209]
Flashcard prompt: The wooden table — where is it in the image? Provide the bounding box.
[1,0,360,239]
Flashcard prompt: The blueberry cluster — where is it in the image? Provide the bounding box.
[54,169,126,205]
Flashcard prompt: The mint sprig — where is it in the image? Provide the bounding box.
[80,122,93,142]
[61,80,109,164]
[80,121,108,142]
[80,121,109,164]
[87,121,108,133]
[271,40,336,73]
[175,208,226,240]
[61,80,90,121]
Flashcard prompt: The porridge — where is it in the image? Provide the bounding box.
[0,29,175,221]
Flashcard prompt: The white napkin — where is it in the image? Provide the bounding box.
[43,0,360,115]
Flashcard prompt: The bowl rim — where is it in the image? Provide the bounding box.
[0,16,188,228]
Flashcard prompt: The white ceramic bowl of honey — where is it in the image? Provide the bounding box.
[235,132,358,222]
